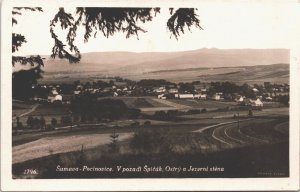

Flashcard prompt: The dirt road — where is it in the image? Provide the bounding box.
[13,132,133,164]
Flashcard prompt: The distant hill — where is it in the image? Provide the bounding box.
[39,48,289,84]
[198,64,289,83]
[42,48,289,74]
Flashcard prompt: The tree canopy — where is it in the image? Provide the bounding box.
[49,7,202,63]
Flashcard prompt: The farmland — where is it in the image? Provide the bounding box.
[40,64,289,85]
[12,92,289,178]
[12,110,289,178]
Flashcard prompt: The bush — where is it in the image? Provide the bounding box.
[144,120,151,126]
[167,110,179,119]
[154,111,167,120]
[61,116,72,125]
[45,124,54,131]
[17,122,23,129]
[130,128,173,154]
[187,109,201,115]
[26,115,34,128]
[51,118,58,127]
[201,108,207,113]
[131,121,140,128]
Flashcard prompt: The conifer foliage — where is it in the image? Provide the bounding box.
[49,7,202,63]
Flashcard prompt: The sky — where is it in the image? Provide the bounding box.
[12,3,299,56]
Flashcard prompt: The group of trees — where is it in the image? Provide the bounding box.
[208,82,256,99]
[70,93,141,121]
[26,115,46,129]
[137,79,175,88]
[152,109,207,121]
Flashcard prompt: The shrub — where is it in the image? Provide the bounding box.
[51,118,58,127]
[154,111,167,120]
[61,116,72,125]
[130,128,173,154]
[26,115,34,128]
[131,121,140,128]
[187,109,201,115]
[201,108,207,113]
[144,120,151,126]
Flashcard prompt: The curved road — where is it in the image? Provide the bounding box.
[209,119,288,148]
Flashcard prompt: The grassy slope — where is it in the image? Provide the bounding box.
[12,116,289,178]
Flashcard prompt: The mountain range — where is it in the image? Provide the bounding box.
[40,48,289,84]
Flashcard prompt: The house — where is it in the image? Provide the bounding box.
[158,94,167,99]
[178,94,194,99]
[194,94,207,99]
[236,96,245,103]
[168,88,178,94]
[51,89,58,95]
[251,98,263,107]
[212,94,221,100]
[154,87,166,93]
[265,96,273,101]
[48,94,62,103]
[200,94,207,99]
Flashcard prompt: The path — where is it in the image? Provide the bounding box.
[12,132,133,164]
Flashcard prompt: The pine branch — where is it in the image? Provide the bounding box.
[12,55,44,67]
[167,8,203,40]
[50,28,81,63]
[12,33,27,53]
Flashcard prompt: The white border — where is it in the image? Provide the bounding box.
[1,0,300,191]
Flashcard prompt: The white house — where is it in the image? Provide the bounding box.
[194,94,207,99]
[154,87,166,93]
[168,88,178,94]
[51,89,58,95]
[158,94,167,99]
[251,98,263,107]
[201,88,207,92]
[200,94,207,99]
[236,96,244,103]
[48,94,63,103]
[212,94,221,100]
[178,94,194,99]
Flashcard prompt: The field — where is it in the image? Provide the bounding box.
[11,94,289,178]
[40,64,289,85]
[12,113,289,178]
[13,103,70,126]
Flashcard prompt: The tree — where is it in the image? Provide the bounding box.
[178,82,195,93]
[51,117,58,127]
[40,116,46,130]
[248,109,253,117]
[107,129,120,153]
[12,8,44,100]
[144,120,151,126]
[26,115,34,128]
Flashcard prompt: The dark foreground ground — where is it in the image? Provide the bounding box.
[13,141,289,178]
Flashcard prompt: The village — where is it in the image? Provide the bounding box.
[31,77,289,108]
